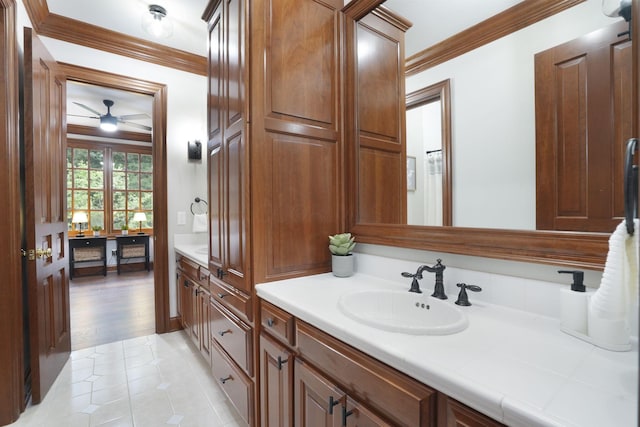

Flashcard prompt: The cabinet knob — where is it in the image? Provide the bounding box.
[266,318,275,327]
[217,293,227,299]
[219,375,232,384]
[218,329,231,337]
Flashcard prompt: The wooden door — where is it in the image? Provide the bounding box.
[294,360,343,427]
[260,334,294,427]
[23,28,70,404]
[536,20,633,232]
[189,282,201,350]
[199,288,211,360]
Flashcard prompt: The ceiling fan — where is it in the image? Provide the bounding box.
[70,99,152,132]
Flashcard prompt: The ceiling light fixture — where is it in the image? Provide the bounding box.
[142,4,173,38]
[99,100,118,132]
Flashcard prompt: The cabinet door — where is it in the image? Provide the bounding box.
[295,360,343,427]
[344,396,392,427]
[199,288,212,361]
[260,334,294,427]
[179,274,193,333]
[189,282,201,350]
[437,395,504,427]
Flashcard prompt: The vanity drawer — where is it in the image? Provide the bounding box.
[261,301,295,346]
[296,320,436,427]
[211,339,254,426]
[210,299,253,376]
[178,256,200,280]
[210,278,252,323]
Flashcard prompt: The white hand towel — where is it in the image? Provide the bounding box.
[192,213,208,233]
[588,219,639,350]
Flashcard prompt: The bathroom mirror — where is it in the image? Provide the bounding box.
[343,0,634,269]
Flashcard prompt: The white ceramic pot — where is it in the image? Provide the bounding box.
[93,231,100,237]
[122,230,128,235]
[331,254,354,277]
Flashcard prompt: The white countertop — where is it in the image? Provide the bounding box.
[174,241,208,267]
[256,273,638,427]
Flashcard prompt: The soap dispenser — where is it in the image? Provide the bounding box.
[558,270,591,336]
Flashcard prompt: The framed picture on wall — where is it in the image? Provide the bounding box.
[407,156,416,191]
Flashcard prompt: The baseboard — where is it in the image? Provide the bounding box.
[168,316,183,332]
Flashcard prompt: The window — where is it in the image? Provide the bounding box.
[67,141,153,235]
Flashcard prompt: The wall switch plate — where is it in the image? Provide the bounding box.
[177,211,186,225]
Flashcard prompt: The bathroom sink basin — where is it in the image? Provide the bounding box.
[194,247,208,255]
[337,290,468,335]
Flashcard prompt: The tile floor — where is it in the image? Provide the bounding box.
[11,332,244,427]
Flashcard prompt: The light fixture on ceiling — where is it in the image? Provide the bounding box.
[142,4,173,38]
[99,100,118,132]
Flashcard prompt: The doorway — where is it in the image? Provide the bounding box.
[59,63,171,339]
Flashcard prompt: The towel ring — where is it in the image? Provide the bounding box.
[190,197,208,215]
[624,138,638,235]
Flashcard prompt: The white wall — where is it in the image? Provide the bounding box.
[17,2,208,318]
[406,0,618,229]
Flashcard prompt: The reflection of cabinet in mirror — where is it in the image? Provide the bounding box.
[350,7,411,224]
[536,20,632,233]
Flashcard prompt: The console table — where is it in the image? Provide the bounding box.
[116,234,150,274]
[69,236,107,279]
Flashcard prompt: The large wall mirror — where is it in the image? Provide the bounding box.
[344,0,638,269]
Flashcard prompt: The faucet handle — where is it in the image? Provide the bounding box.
[401,271,416,278]
[455,283,482,306]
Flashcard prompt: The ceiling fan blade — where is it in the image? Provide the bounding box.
[118,120,152,132]
[72,101,103,116]
[67,113,100,119]
[118,113,150,120]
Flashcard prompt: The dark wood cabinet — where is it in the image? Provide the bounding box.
[437,395,504,427]
[260,299,505,427]
[69,236,107,279]
[176,255,211,361]
[260,333,294,427]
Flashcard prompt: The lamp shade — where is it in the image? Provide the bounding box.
[71,211,88,224]
[132,212,147,222]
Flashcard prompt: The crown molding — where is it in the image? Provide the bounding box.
[405,0,585,76]
[22,1,206,76]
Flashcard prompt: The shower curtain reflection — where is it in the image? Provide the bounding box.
[425,150,443,226]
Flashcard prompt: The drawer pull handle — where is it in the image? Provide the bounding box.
[219,375,232,384]
[217,293,227,299]
[218,329,231,336]
[342,407,354,425]
[183,281,189,288]
[266,318,275,327]
[328,396,340,415]
[277,356,287,370]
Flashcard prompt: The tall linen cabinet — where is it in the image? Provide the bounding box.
[203,0,344,424]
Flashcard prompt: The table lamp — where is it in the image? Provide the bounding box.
[72,211,88,237]
[133,212,147,235]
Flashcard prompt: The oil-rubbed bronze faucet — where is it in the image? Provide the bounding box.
[401,259,447,298]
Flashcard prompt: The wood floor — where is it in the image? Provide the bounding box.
[70,269,155,351]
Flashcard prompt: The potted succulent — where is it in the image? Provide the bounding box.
[91,225,102,237]
[121,224,129,235]
[328,233,356,277]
